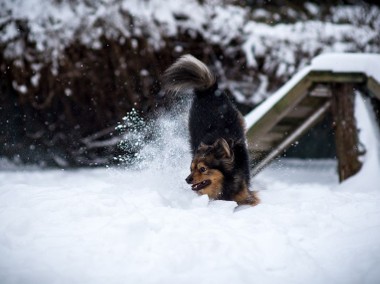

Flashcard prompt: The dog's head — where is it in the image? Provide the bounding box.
[186,138,234,199]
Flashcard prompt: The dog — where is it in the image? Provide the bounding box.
[163,55,259,206]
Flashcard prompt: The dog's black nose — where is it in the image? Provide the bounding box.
[186,175,193,184]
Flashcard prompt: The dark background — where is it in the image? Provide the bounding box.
[1,0,379,167]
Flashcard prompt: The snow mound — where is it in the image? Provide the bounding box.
[336,93,380,193]
[1,100,380,283]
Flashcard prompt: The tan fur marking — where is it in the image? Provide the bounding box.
[198,169,223,199]
[189,143,258,205]
[190,161,195,171]
[189,158,224,199]
[197,162,207,171]
[233,183,260,206]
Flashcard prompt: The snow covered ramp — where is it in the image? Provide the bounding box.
[245,53,380,175]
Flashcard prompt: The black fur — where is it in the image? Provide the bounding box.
[189,85,251,188]
[163,55,257,204]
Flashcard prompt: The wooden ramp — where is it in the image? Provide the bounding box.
[245,53,380,176]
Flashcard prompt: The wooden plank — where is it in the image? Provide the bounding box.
[298,96,329,108]
[308,71,367,84]
[248,140,273,152]
[271,124,293,134]
[367,76,380,100]
[277,116,305,127]
[331,83,362,182]
[286,105,314,118]
[309,84,332,98]
[259,132,286,143]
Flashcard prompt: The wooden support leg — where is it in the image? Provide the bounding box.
[331,83,362,182]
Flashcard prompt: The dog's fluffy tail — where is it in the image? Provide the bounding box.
[162,54,216,93]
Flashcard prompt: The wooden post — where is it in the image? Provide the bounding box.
[330,83,362,182]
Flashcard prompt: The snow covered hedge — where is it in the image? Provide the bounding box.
[1,0,379,166]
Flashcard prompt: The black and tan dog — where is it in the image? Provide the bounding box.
[163,55,259,206]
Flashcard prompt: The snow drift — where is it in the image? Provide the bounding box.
[0,95,380,284]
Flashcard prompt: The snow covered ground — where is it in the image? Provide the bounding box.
[1,95,380,284]
[1,160,380,284]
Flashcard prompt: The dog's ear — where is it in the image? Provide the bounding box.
[213,138,232,159]
[199,142,208,149]
[197,142,210,154]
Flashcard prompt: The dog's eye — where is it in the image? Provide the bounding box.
[200,167,207,173]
